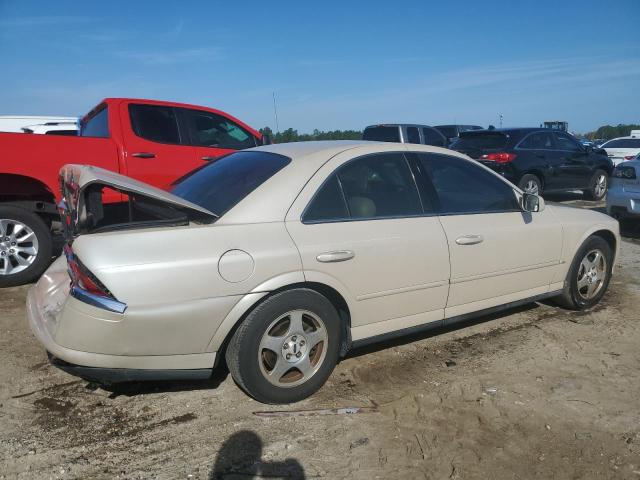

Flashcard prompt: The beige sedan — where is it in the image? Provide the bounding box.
[27,141,619,403]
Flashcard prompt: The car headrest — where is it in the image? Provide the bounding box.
[348,196,376,219]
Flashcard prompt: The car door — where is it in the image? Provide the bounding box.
[554,132,593,189]
[516,131,561,190]
[411,152,563,319]
[179,108,259,165]
[285,150,450,341]
[123,103,200,189]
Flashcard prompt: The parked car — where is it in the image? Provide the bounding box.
[21,121,78,136]
[600,131,640,165]
[0,98,265,287]
[362,124,447,147]
[27,141,619,403]
[451,128,613,199]
[607,159,640,220]
[0,115,77,133]
[434,124,483,144]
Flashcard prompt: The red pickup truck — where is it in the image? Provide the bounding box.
[0,98,266,287]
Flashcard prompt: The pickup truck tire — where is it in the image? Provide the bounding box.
[0,206,53,287]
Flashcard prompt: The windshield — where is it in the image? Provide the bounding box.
[171,151,291,216]
[363,126,401,143]
[451,132,509,150]
[435,126,457,138]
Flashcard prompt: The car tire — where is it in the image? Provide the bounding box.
[0,206,53,288]
[518,174,543,196]
[225,288,342,404]
[553,235,613,311]
[583,169,608,201]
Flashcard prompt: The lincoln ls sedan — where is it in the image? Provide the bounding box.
[27,141,619,403]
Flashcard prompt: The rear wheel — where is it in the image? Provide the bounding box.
[583,169,608,200]
[554,235,613,310]
[225,288,341,404]
[0,206,53,288]
[518,174,542,196]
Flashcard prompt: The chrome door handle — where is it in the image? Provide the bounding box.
[456,235,484,245]
[316,250,355,263]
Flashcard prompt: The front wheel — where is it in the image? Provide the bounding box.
[225,288,342,404]
[554,235,613,310]
[583,169,608,200]
[0,206,53,288]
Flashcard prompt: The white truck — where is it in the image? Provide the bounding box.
[0,116,78,135]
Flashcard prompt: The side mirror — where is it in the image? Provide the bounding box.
[260,134,272,146]
[521,193,544,212]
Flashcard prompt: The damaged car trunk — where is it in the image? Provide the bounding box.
[58,165,218,240]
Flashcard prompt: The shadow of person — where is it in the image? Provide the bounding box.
[210,430,305,479]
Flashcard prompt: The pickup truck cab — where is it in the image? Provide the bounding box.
[0,98,265,286]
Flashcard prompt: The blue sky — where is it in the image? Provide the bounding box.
[1,0,639,134]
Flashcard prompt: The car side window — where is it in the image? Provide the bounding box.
[182,109,257,150]
[417,153,519,214]
[129,104,181,144]
[302,153,423,223]
[555,132,582,152]
[406,127,421,144]
[81,107,109,138]
[518,132,554,149]
[422,127,446,147]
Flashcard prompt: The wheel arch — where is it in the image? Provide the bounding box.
[0,174,58,219]
[207,280,353,366]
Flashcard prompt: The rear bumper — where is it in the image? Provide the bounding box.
[47,352,212,384]
[606,187,640,217]
[27,285,217,378]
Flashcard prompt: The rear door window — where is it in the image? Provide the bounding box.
[81,107,109,138]
[362,126,401,143]
[181,109,257,150]
[129,104,181,144]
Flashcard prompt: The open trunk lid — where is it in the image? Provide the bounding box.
[59,164,217,238]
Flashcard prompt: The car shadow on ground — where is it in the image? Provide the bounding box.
[209,430,306,479]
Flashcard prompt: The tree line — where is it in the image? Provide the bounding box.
[583,124,640,140]
[259,127,362,143]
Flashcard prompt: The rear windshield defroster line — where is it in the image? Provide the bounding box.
[171,151,291,217]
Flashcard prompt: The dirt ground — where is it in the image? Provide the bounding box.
[1,197,640,480]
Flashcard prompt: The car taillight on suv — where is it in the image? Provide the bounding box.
[480,152,517,163]
[64,245,127,313]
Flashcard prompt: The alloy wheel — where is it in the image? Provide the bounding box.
[594,174,607,198]
[0,219,39,276]
[258,309,328,388]
[576,249,607,300]
[524,179,539,195]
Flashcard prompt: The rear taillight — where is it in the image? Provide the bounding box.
[480,152,517,163]
[64,245,112,298]
[613,165,637,179]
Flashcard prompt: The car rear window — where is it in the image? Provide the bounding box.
[363,126,401,143]
[602,139,640,148]
[451,132,509,150]
[435,126,457,139]
[171,151,290,216]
